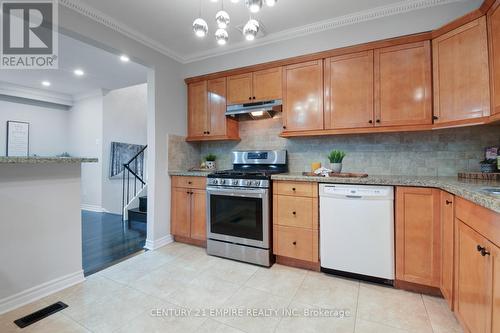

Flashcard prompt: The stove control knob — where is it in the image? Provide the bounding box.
[232,179,239,186]
[211,179,218,185]
[254,181,261,187]
[220,179,226,185]
[245,180,252,186]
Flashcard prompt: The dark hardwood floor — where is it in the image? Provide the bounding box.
[82,211,146,276]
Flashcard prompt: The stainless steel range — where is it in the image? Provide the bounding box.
[206,150,287,267]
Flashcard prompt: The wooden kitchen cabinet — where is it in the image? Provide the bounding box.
[433,17,491,125]
[282,60,324,132]
[324,51,374,129]
[273,181,319,269]
[227,67,282,104]
[440,191,455,308]
[488,0,500,116]
[186,78,239,141]
[170,176,207,246]
[374,41,432,127]
[395,187,441,287]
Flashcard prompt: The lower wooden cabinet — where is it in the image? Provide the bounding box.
[395,187,441,287]
[171,176,207,245]
[440,191,455,308]
[454,197,500,333]
[273,181,318,267]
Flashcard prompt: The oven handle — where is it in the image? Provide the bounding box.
[206,186,268,196]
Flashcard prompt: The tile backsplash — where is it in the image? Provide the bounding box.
[169,116,500,177]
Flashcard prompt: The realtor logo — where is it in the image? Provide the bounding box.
[1,0,58,69]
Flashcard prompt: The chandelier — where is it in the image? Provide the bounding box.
[192,0,277,45]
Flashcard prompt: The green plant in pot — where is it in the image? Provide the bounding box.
[204,153,217,170]
[328,150,346,173]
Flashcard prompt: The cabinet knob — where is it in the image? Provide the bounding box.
[376,119,381,123]
[253,96,256,100]
[292,188,296,191]
[477,245,490,256]
[292,211,296,215]
[433,116,439,120]
[282,126,287,130]
[368,120,373,124]
[292,241,297,246]
[249,97,252,100]
[207,131,210,134]
[188,181,192,185]
[445,200,452,205]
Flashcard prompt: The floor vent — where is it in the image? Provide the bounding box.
[14,301,68,328]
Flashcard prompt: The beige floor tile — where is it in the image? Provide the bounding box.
[216,286,291,333]
[201,258,260,285]
[63,285,155,333]
[355,318,409,333]
[356,283,433,333]
[194,318,246,333]
[422,295,463,333]
[292,271,359,312]
[275,301,356,333]
[127,268,193,301]
[23,314,90,333]
[244,264,307,299]
[168,272,241,309]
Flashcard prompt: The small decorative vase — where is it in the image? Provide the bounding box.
[206,161,216,170]
[330,163,342,173]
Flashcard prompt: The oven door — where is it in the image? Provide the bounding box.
[206,186,269,249]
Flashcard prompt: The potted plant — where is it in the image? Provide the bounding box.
[204,153,217,170]
[327,150,346,173]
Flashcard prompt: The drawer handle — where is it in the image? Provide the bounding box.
[292,211,296,215]
[292,241,297,246]
[445,200,452,205]
[477,245,490,257]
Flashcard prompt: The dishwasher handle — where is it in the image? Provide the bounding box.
[345,195,363,199]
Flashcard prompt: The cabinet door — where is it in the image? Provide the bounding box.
[433,17,490,123]
[252,67,282,102]
[188,81,208,137]
[324,51,374,129]
[227,73,253,105]
[455,220,491,333]
[282,60,324,131]
[207,78,227,137]
[492,242,500,333]
[488,1,500,115]
[440,191,454,308]
[171,187,191,237]
[190,189,207,241]
[396,187,441,287]
[375,41,432,127]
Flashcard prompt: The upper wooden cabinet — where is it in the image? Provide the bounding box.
[282,60,324,132]
[395,187,441,287]
[227,67,282,105]
[324,51,374,129]
[374,41,433,127]
[187,78,239,141]
[488,1,500,115]
[433,17,491,124]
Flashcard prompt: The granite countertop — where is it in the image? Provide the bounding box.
[272,173,500,213]
[169,170,213,177]
[0,156,98,164]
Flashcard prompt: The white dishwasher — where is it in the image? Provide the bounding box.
[319,184,394,285]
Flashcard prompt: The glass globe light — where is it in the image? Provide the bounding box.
[265,0,277,7]
[245,0,262,13]
[192,18,208,37]
[215,28,229,45]
[215,10,230,29]
[243,19,259,41]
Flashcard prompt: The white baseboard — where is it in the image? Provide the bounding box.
[0,270,85,315]
[144,234,174,250]
[81,204,104,212]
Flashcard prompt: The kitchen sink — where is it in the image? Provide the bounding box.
[482,188,500,196]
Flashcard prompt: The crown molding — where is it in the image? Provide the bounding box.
[0,81,73,106]
[60,0,466,64]
[59,0,185,63]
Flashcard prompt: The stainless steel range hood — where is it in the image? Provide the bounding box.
[226,99,282,120]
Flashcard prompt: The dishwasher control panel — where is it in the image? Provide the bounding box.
[321,184,393,198]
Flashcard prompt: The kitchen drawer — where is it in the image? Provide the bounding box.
[275,196,313,229]
[274,225,316,262]
[275,181,316,197]
[171,176,206,189]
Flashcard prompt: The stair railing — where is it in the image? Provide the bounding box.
[122,145,147,220]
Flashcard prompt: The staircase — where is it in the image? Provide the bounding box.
[128,196,147,223]
[122,145,147,224]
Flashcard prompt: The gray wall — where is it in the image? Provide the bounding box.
[172,117,500,177]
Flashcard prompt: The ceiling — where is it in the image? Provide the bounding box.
[0,33,148,97]
[63,0,481,63]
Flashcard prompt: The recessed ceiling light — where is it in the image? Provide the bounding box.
[120,55,130,62]
[41,81,51,87]
[74,69,85,76]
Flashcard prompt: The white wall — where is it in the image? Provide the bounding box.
[183,0,483,77]
[102,84,147,214]
[0,98,69,157]
[68,92,104,210]
[0,164,83,313]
